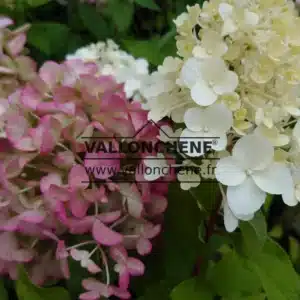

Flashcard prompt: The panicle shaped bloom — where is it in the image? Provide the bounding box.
[146,0,300,231]
[0,54,173,296]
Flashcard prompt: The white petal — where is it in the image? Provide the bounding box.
[192,46,210,58]
[222,19,237,36]
[218,3,233,20]
[213,71,239,95]
[244,10,259,26]
[232,134,274,170]
[191,80,218,106]
[180,129,208,157]
[215,156,247,186]
[227,177,266,216]
[184,107,205,131]
[282,188,298,207]
[293,120,300,139]
[252,162,293,195]
[223,201,239,232]
[235,212,255,221]
[180,58,203,88]
[205,103,233,132]
[211,133,228,151]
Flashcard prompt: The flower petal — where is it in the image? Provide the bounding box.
[232,134,274,170]
[191,80,218,106]
[92,219,123,246]
[227,177,266,216]
[252,162,293,195]
[215,156,247,186]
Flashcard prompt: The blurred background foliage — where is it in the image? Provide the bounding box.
[0,0,204,66]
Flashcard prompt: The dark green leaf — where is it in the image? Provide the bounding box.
[78,3,111,40]
[104,0,134,32]
[27,23,70,56]
[162,183,203,285]
[134,0,160,11]
[16,266,71,300]
[26,0,49,7]
[0,279,8,300]
[171,278,214,300]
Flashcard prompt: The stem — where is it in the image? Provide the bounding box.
[99,247,110,285]
[66,241,96,251]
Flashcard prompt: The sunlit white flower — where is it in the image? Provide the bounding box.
[216,134,293,216]
[179,57,238,106]
[218,3,259,36]
[180,103,233,157]
[192,30,228,59]
[223,199,254,232]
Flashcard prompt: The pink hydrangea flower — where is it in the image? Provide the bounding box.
[0,50,174,296]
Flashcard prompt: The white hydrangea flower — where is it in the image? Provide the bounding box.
[66,40,151,100]
[223,199,254,232]
[216,134,293,216]
[179,57,238,106]
[218,3,259,36]
[180,103,233,157]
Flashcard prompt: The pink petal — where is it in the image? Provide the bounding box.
[6,114,29,143]
[0,17,13,29]
[18,211,45,223]
[53,151,75,168]
[92,219,123,246]
[13,137,36,152]
[79,291,100,300]
[40,173,62,194]
[82,279,113,296]
[87,261,101,274]
[112,287,131,299]
[6,33,26,57]
[119,270,130,290]
[137,238,152,256]
[39,61,62,89]
[70,249,83,261]
[69,165,89,190]
[69,191,90,218]
[126,258,145,276]
[21,84,41,110]
[109,245,128,263]
[97,211,121,224]
[68,217,94,234]
[143,223,161,239]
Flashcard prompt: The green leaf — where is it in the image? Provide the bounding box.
[162,183,203,285]
[104,0,134,32]
[78,3,111,40]
[134,0,161,11]
[0,279,8,300]
[249,238,300,300]
[16,266,71,300]
[27,23,70,56]
[122,38,164,66]
[26,0,49,6]
[239,211,267,257]
[208,250,261,297]
[171,278,214,300]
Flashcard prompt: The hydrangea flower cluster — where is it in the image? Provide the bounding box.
[0,56,172,299]
[66,40,150,105]
[146,0,300,232]
[0,16,36,99]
